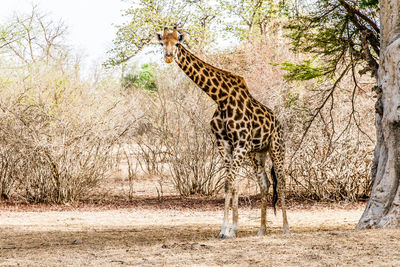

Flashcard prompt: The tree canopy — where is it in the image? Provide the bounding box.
[105,0,223,66]
[106,0,293,66]
[284,0,379,80]
[0,5,69,66]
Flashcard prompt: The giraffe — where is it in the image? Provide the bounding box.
[157,27,290,238]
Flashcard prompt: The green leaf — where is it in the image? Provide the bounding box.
[280,60,325,81]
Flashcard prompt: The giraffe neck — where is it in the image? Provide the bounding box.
[175,44,246,107]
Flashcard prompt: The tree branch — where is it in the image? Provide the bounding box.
[289,64,351,163]
[338,0,380,34]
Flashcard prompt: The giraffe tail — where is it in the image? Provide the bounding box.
[271,166,278,215]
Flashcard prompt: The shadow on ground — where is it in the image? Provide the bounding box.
[1,222,399,266]
[0,195,366,212]
[0,222,358,253]
[1,224,248,251]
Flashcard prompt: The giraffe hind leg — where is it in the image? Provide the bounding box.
[269,137,290,234]
[250,152,270,236]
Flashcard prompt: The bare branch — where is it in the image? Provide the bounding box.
[289,64,351,164]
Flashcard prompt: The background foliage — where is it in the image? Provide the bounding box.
[0,1,379,203]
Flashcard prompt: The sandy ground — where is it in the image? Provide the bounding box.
[1,202,399,266]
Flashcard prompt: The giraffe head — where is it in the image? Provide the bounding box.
[157,27,184,63]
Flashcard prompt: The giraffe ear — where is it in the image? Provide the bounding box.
[163,27,169,35]
[156,33,162,43]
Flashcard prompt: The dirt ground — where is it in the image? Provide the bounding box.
[1,166,398,266]
[1,200,399,267]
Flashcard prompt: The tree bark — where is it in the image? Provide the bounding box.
[357,0,400,229]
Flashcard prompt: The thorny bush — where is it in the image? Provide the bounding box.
[0,64,133,203]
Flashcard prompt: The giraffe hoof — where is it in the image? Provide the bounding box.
[217,232,234,239]
[217,232,226,239]
[227,231,236,239]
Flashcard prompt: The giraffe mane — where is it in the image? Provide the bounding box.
[177,44,249,89]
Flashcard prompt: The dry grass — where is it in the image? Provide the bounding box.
[1,202,399,266]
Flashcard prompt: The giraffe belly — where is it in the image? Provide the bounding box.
[249,127,271,152]
[251,144,269,153]
[250,138,270,152]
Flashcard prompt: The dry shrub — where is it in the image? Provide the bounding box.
[0,8,375,202]
[288,136,372,200]
[0,64,132,203]
[285,83,375,200]
[204,35,375,201]
[125,34,375,201]
[0,7,139,203]
[129,68,224,196]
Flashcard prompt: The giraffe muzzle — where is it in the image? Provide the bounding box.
[165,57,173,63]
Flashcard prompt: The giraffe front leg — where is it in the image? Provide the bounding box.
[227,179,238,238]
[225,148,246,238]
[215,138,233,239]
[218,180,231,239]
[218,174,236,239]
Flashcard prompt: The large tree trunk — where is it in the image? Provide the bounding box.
[356,0,400,229]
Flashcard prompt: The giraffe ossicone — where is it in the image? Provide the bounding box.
[157,27,290,238]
